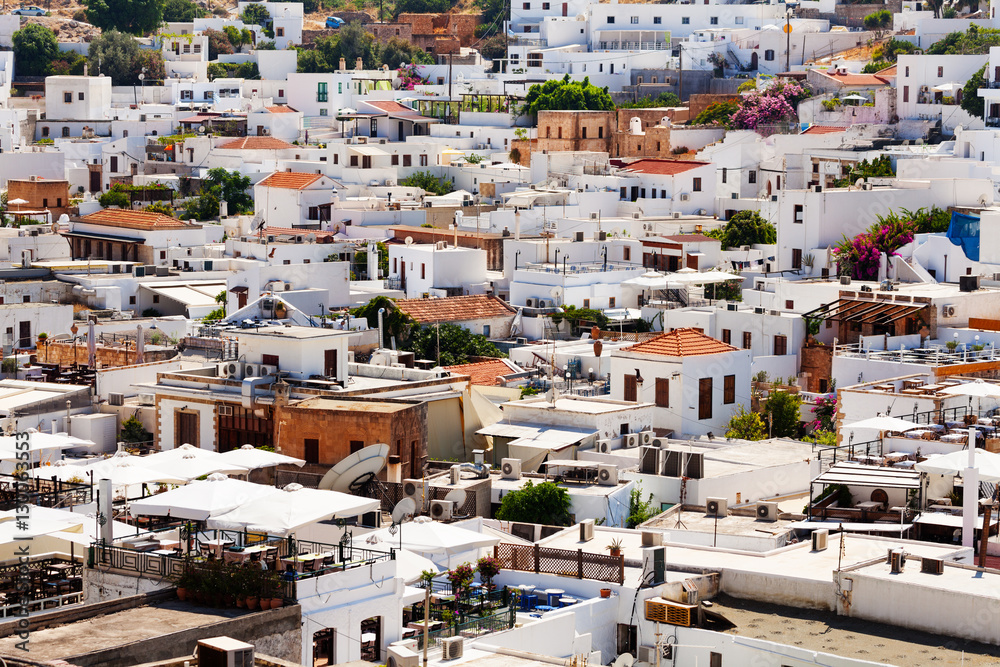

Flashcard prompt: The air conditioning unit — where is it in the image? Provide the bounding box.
[525,297,538,308]
[812,529,829,551]
[243,363,260,377]
[639,445,661,474]
[640,430,654,445]
[258,364,275,376]
[921,557,944,574]
[641,531,662,547]
[679,193,690,202]
[673,212,681,219]
[645,597,695,626]
[580,519,594,541]
[501,458,521,480]
[756,501,778,521]
[107,392,124,406]
[590,212,599,220]
[840,275,852,285]
[430,500,454,520]
[727,303,738,312]
[624,433,640,448]
[402,479,427,506]
[642,546,666,585]
[632,212,641,219]
[943,304,956,318]
[196,637,254,667]
[706,497,727,517]
[597,464,618,485]
[596,439,612,453]
[637,646,659,664]
[266,235,276,243]
[441,636,464,661]
[731,192,739,199]
[889,548,906,574]
[217,361,241,379]
[386,645,420,667]
[138,393,155,406]
[651,438,667,448]
[390,639,419,653]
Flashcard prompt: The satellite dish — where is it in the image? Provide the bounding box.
[405,236,414,246]
[855,178,864,189]
[550,286,563,298]
[612,654,634,667]
[444,488,467,506]
[318,443,389,493]
[391,497,416,524]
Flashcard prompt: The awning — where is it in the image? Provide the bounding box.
[476,422,594,444]
[914,513,1000,528]
[804,298,926,325]
[229,286,248,294]
[349,145,389,157]
[812,462,921,489]
[62,231,145,244]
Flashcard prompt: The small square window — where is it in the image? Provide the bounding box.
[630,16,638,23]
[608,16,615,23]
[78,92,85,101]
[319,108,328,116]
[735,16,743,24]
[681,16,689,24]
[542,1,549,7]
[522,2,529,7]
[710,16,718,24]
[63,92,72,103]
[653,16,661,24]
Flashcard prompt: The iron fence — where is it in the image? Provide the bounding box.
[416,605,517,650]
[494,543,624,584]
[88,543,187,580]
[0,475,92,511]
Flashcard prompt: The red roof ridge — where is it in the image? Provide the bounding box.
[623,327,737,357]
[217,137,295,150]
[395,295,517,324]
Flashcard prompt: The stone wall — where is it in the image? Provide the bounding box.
[8,178,71,219]
[37,340,177,367]
[536,110,614,154]
[510,138,533,167]
[687,93,739,120]
[797,0,901,27]
[800,344,833,393]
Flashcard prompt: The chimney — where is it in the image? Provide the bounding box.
[339,57,346,72]
[386,454,402,483]
[356,57,363,70]
[83,63,88,76]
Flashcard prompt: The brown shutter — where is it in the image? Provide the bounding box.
[724,375,735,404]
[624,374,637,402]
[774,335,787,356]
[698,378,713,420]
[655,378,669,407]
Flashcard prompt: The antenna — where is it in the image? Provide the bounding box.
[318,443,389,493]
[444,488,467,507]
[612,654,634,667]
[405,236,414,246]
[391,497,416,524]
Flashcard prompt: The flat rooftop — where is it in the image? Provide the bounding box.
[234,326,353,340]
[609,438,815,478]
[644,510,797,537]
[512,396,648,414]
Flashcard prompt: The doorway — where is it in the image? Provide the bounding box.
[750,52,758,70]
[175,410,199,448]
[398,121,405,141]
[360,617,381,662]
[313,628,335,666]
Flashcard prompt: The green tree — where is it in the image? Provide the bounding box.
[725,405,767,440]
[626,484,656,528]
[863,9,891,38]
[394,0,450,17]
[352,242,389,280]
[476,0,505,31]
[400,322,505,366]
[89,29,165,85]
[763,391,801,438]
[350,296,412,347]
[162,0,205,21]
[120,412,152,443]
[83,0,164,35]
[49,52,89,76]
[241,2,270,27]
[379,37,434,67]
[182,168,252,221]
[692,100,738,126]
[495,481,572,526]
[962,64,987,118]
[523,75,614,116]
[927,25,1000,53]
[832,155,894,187]
[205,28,234,59]
[99,186,130,208]
[13,24,59,77]
[480,35,506,62]
[617,92,682,109]
[709,211,776,249]
[297,24,378,72]
[400,171,454,196]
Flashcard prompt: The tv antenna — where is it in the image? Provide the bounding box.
[319,443,389,496]
[389,497,416,550]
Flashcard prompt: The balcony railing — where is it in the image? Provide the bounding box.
[493,543,624,584]
[834,342,1000,366]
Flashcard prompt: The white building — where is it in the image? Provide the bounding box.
[254,171,338,228]
[44,76,113,122]
[387,243,488,299]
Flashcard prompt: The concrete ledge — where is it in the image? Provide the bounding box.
[0,587,176,637]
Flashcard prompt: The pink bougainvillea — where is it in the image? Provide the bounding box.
[731,81,810,131]
[833,218,914,280]
[397,65,429,91]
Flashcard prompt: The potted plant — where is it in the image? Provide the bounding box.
[245,571,260,611]
[607,538,623,558]
[268,572,284,609]
[173,566,195,601]
[600,588,612,598]
[446,562,474,601]
[476,556,500,592]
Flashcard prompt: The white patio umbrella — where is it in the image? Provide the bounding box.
[360,516,499,565]
[841,93,867,104]
[129,474,280,521]
[218,444,305,470]
[394,548,442,585]
[206,483,380,537]
[667,269,744,285]
[940,379,1000,416]
[843,416,921,432]
[0,431,96,454]
[933,82,962,94]
[915,448,1000,482]
[153,453,249,481]
[622,271,670,290]
[141,444,242,472]
[6,198,27,213]
[86,452,187,487]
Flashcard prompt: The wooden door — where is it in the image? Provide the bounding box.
[175,411,199,448]
[623,374,637,402]
[17,321,30,349]
[698,378,713,420]
[325,349,338,377]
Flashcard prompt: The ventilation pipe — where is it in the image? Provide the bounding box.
[377,307,385,349]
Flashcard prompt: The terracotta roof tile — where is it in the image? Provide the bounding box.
[78,209,195,230]
[264,105,298,114]
[621,159,711,176]
[445,358,519,385]
[255,226,338,241]
[395,295,516,324]
[802,125,848,135]
[816,70,890,86]
[217,137,295,150]
[623,328,737,357]
[258,172,326,190]
[659,234,719,243]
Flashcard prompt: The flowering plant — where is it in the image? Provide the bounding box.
[397,65,429,91]
[730,81,811,131]
[811,394,838,432]
[833,217,914,279]
[446,562,475,597]
[476,556,500,588]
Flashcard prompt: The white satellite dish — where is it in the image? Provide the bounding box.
[550,286,563,299]
[392,497,417,524]
[855,178,864,189]
[405,236,414,246]
[612,654,634,667]
[318,443,389,493]
[444,488,467,507]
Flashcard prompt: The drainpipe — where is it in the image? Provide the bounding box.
[377,307,385,349]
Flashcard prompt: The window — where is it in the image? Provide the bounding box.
[362,155,371,169]
[129,296,136,305]
[609,296,616,308]
[338,82,343,94]
[193,43,201,53]
[391,154,399,166]
[620,187,627,200]
[317,82,328,102]
[522,2,529,7]
[78,92,85,101]
[542,1,549,7]
[794,204,803,223]
[748,170,757,184]
[63,92,72,103]
[623,374,637,402]
[698,378,713,420]
[319,108,328,116]
[263,354,279,366]
[710,16,718,24]
[308,206,319,220]
[558,127,563,139]
[721,329,731,345]
[792,248,802,270]
[421,263,426,279]
[276,27,284,37]
[350,440,364,454]
[583,299,590,308]
[598,126,603,138]
[181,90,193,100]
[42,199,47,208]
[62,127,70,137]
[152,295,160,304]
[774,335,788,356]
[350,155,359,167]
[403,155,412,167]
[742,331,751,349]
[905,66,909,77]
[419,155,428,167]
[785,299,795,310]
[735,16,743,24]
[721,167,727,183]
[682,16,690,24]
[938,66,944,77]
[483,325,491,337]
[654,16,661,23]
[693,177,702,192]
[332,153,338,164]
[608,16,615,23]
[723,375,735,404]
[304,439,319,464]
[41,126,48,137]
[655,378,669,407]
[764,49,775,61]
[624,247,631,261]
[903,86,909,103]
[631,16,638,23]
[582,126,587,139]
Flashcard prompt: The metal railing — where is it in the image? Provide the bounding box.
[416,605,517,650]
[520,260,641,274]
[0,475,92,511]
[0,590,84,618]
[88,543,187,580]
[835,342,1000,366]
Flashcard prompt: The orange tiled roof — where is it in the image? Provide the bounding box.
[217,137,295,150]
[816,70,890,86]
[624,328,737,357]
[79,209,194,230]
[802,125,849,135]
[622,159,711,175]
[445,358,518,385]
[395,295,516,324]
[264,105,298,114]
[258,172,326,190]
[256,226,338,241]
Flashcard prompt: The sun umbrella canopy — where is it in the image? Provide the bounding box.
[0,431,96,454]
[218,444,305,470]
[666,270,743,285]
[932,82,962,93]
[153,454,249,481]
[841,93,867,102]
[206,483,380,536]
[940,380,1000,399]
[142,443,232,466]
[915,449,1000,482]
[622,271,669,289]
[87,453,187,486]
[843,416,921,432]
[394,548,442,585]
[130,474,280,521]
[360,516,499,556]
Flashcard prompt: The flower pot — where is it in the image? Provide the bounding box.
[259,598,273,610]
[600,589,612,598]
[609,549,621,558]
[236,596,246,609]
[176,587,188,601]
[246,596,259,611]
[270,597,284,609]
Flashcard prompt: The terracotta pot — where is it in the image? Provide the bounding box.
[236,596,246,609]
[270,597,284,609]
[246,596,259,611]
[176,587,187,601]
[261,598,274,610]
[600,589,612,598]
[610,549,621,558]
